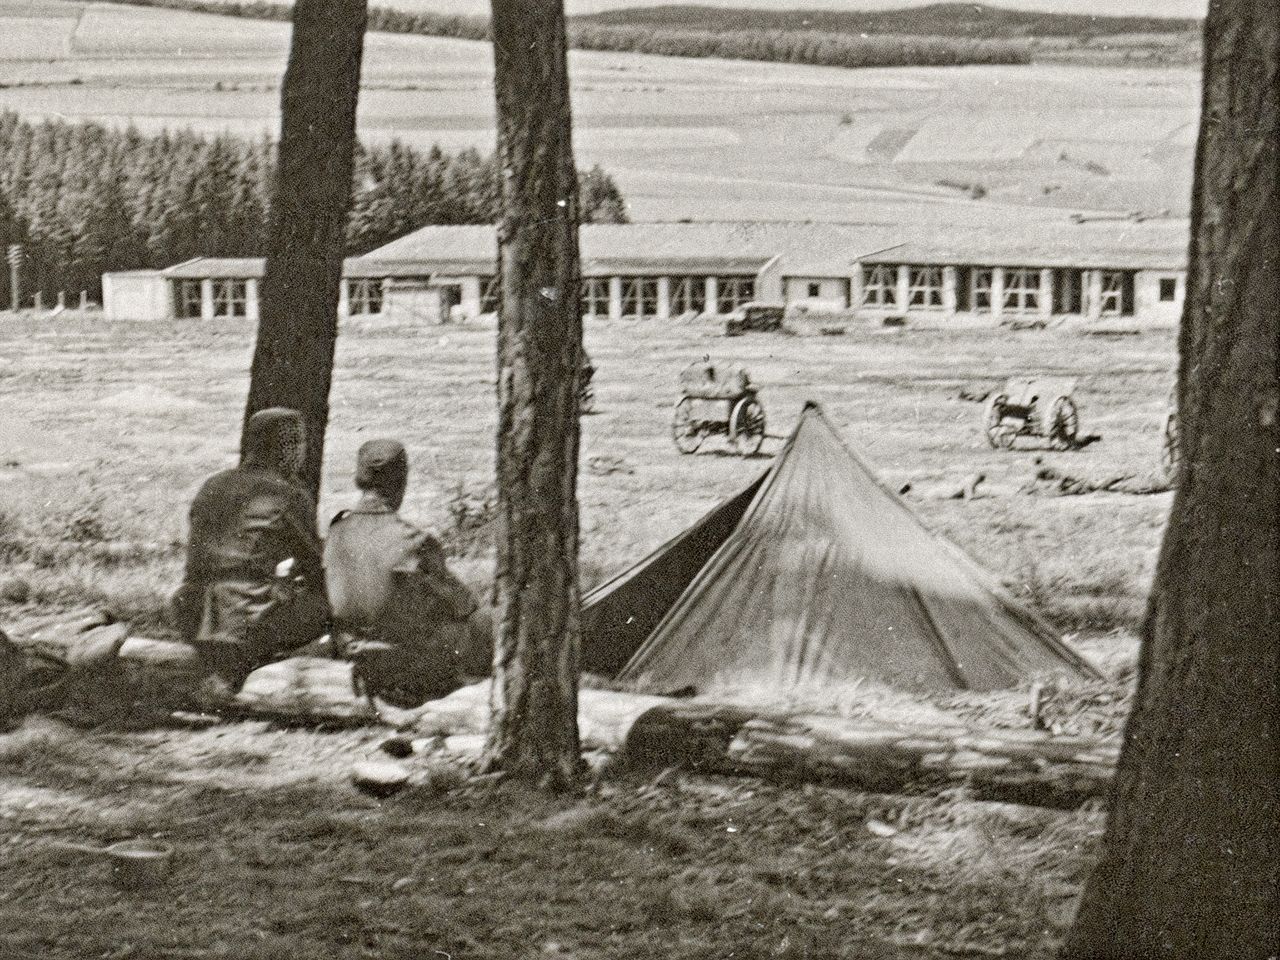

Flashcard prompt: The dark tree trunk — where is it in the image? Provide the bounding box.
[482,0,584,789]
[1064,5,1280,958]
[243,0,368,501]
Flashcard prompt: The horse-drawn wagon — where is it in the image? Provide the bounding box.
[671,360,766,456]
[983,377,1080,451]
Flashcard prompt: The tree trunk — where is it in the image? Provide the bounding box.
[1064,5,1280,957]
[483,0,584,789]
[243,0,368,501]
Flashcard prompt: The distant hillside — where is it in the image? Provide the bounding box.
[575,3,1201,38]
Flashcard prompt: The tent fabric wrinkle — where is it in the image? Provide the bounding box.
[581,401,1099,694]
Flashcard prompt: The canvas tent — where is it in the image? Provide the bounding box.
[581,402,1099,693]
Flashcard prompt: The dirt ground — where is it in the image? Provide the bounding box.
[0,310,1171,957]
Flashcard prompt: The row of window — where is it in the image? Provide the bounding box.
[860,266,1142,316]
[174,278,388,318]
[175,269,1166,321]
[174,278,249,319]
[579,275,755,319]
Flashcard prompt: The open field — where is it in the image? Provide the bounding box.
[0,313,1173,957]
[1,311,1174,639]
[0,0,1199,221]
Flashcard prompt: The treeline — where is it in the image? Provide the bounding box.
[0,113,627,304]
[580,3,1201,39]
[103,0,1033,68]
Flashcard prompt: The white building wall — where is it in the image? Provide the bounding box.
[102,271,170,321]
[755,256,785,303]
[459,276,482,318]
[1134,270,1184,326]
[783,276,849,312]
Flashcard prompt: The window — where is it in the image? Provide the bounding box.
[580,277,610,317]
[346,278,384,316]
[1100,270,1135,316]
[807,281,822,298]
[907,266,944,310]
[1002,268,1041,314]
[174,279,203,319]
[619,277,659,318]
[715,276,755,314]
[1159,277,1177,302]
[860,265,897,308]
[479,275,501,314]
[670,276,707,315]
[971,269,993,311]
[1053,269,1083,315]
[211,279,247,318]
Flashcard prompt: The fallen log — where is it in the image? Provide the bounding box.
[2,611,375,725]
[411,683,1116,809]
[3,614,1118,809]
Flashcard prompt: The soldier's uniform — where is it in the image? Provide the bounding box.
[324,440,477,708]
[170,408,329,689]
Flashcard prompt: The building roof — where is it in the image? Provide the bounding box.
[361,218,1189,275]
[142,216,1189,285]
[160,257,389,279]
[860,218,1190,271]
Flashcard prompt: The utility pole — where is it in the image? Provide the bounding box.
[7,244,22,313]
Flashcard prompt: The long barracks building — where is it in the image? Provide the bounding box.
[102,217,1188,327]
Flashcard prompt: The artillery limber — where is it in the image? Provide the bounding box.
[983,377,1080,451]
[671,360,766,456]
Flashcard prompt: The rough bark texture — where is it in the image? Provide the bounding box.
[1064,4,1280,957]
[482,0,584,788]
[242,0,368,501]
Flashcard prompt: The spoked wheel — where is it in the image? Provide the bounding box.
[1160,410,1181,484]
[671,396,703,454]
[729,395,766,456]
[983,393,1017,450]
[1047,395,1079,451]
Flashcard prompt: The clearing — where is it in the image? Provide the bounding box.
[0,313,1169,956]
[0,292,1176,960]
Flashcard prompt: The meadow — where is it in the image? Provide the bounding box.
[0,0,1200,222]
[0,312,1175,641]
[0,309,1173,958]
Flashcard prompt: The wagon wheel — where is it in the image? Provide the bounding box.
[1160,410,1181,484]
[729,395,766,456]
[1047,396,1079,451]
[983,393,1017,450]
[671,397,703,454]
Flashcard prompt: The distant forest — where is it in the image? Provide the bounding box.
[579,4,1201,39]
[106,0,1037,68]
[0,114,627,304]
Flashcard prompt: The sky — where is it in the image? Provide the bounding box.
[427,0,1208,18]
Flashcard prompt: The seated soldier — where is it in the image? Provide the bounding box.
[170,407,329,692]
[324,439,478,709]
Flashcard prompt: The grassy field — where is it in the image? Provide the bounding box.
[0,0,1199,222]
[0,312,1174,957]
[0,311,1176,637]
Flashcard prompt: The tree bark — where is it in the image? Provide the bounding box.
[482,0,584,789]
[242,0,368,501]
[1064,5,1280,957]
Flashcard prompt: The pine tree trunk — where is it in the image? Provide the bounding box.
[482,0,584,789]
[1064,6,1280,957]
[243,0,368,501]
